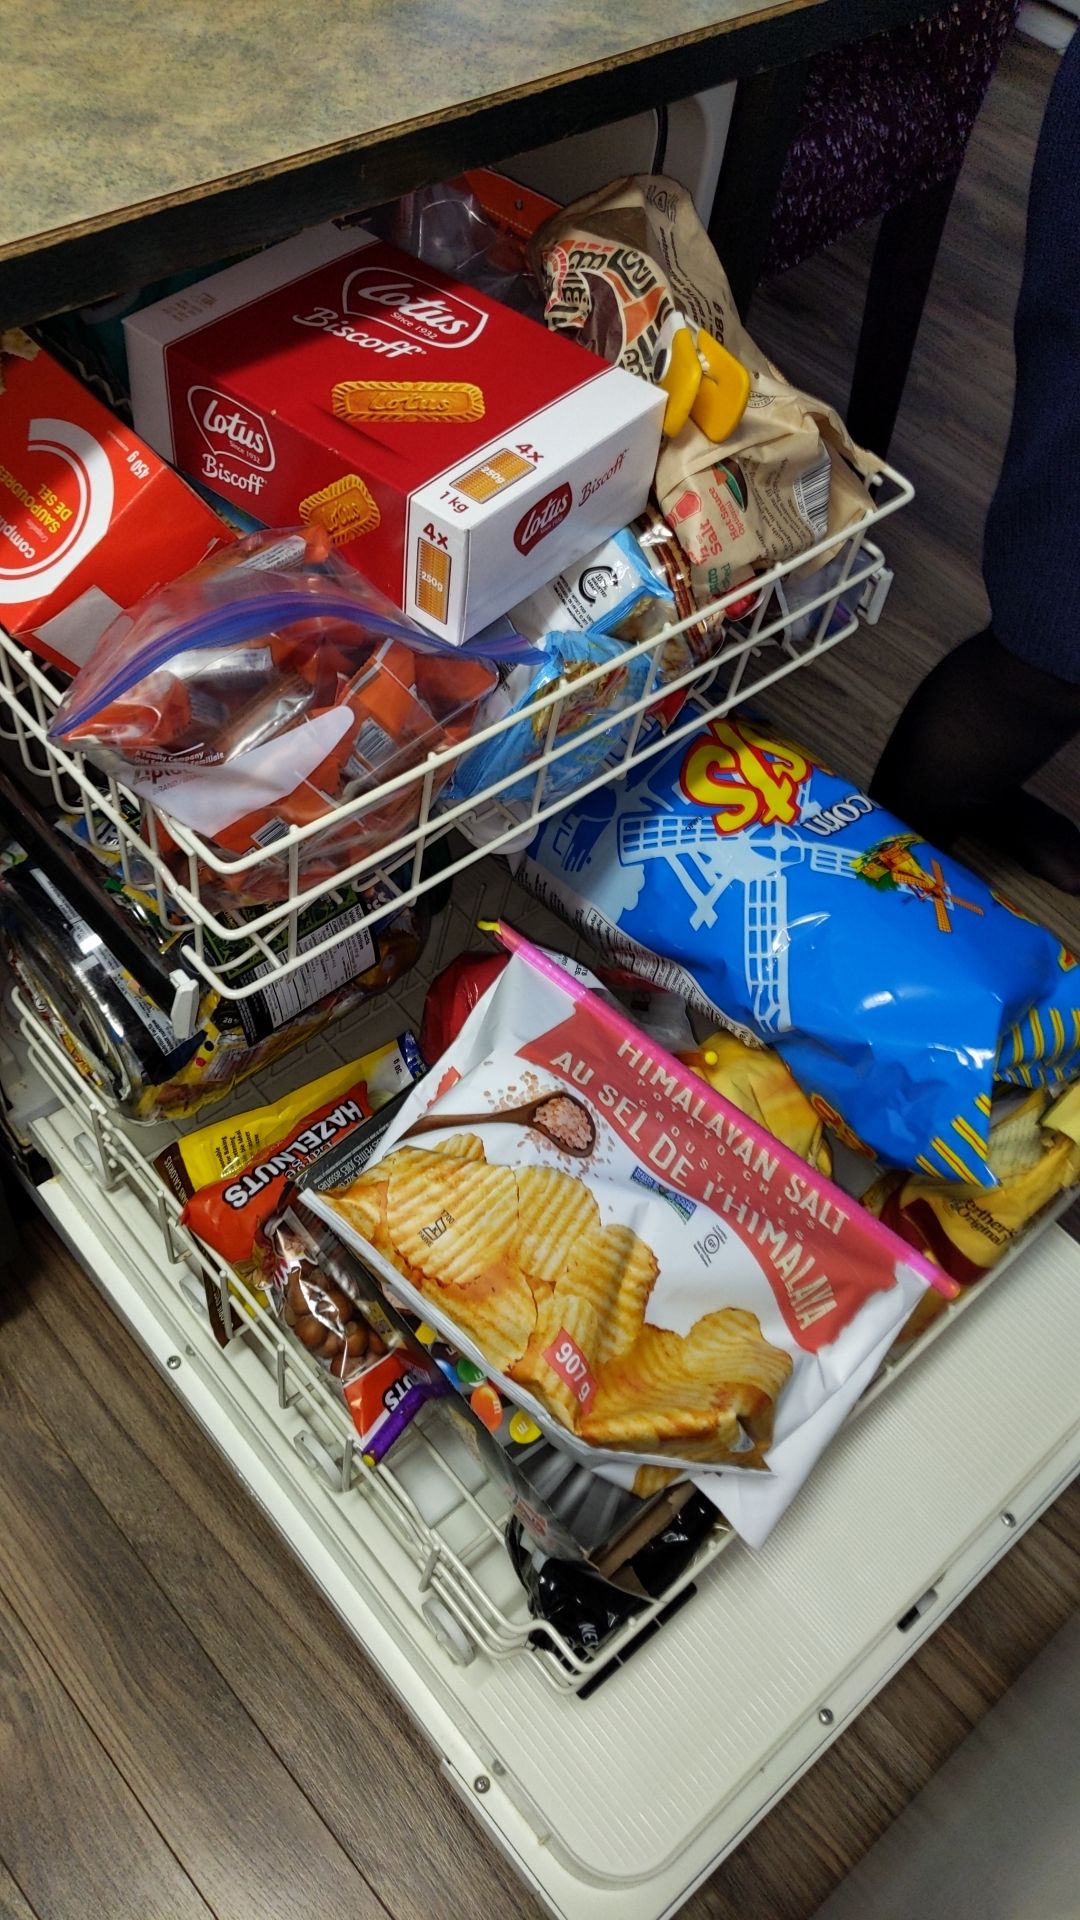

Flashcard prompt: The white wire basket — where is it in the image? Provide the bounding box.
[0,467,912,1037]
[12,841,1068,1697]
[9,856,739,1694]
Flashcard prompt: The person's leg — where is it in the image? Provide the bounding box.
[871,33,1080,889]
[871,628,1080,888]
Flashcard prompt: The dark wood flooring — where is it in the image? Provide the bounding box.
[1,33,1078,1920]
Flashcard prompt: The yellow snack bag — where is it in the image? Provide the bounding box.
[679,1030,832,1177]
[154,1037,423,1208]
[153,1035,425,1346]
[865,1081,1080,1287]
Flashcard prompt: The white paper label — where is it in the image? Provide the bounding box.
[246,902,376,1028]
[132,704,355,836]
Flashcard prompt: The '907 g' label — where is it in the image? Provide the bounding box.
[544,1328,596,1407]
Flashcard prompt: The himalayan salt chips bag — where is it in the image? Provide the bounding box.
[305,949,938,1547]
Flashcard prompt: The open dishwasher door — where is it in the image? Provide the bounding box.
[23,1077,1080,1920]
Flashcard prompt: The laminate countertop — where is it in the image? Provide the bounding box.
[0,0,947,325]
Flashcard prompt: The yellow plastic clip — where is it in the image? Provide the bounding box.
[690,329,751,443]
[657,325,702,438]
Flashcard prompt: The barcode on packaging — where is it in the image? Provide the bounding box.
[793,453,831,539]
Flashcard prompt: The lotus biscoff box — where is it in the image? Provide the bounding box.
[124,223,665,643]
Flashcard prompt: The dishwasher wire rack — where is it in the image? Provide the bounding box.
[11,843,1062,1697]
[0,467,912,1035]
[9,858,736,1693]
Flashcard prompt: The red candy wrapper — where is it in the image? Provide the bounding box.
[420,950,509,1063]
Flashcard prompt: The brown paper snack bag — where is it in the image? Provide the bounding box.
[533,176,879,605]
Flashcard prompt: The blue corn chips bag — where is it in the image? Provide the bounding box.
[516,713,1079,1184]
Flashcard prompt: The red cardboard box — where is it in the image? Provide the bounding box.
[124,224,664,644]
[0,339,231,675]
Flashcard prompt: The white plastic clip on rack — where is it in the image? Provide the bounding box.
[0,467,912,1037]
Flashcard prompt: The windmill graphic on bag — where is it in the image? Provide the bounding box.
[613,718,983,1035]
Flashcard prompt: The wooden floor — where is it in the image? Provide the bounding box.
[2,34,1079,1920]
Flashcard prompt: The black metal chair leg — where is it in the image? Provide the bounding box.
[847,169,960,458]
[708,61,810,320]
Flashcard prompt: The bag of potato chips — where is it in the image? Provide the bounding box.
[305,947,938,1546]
[513,712,1080,1184]
[865,1081,1080,1285]
[679,1029,832,1177]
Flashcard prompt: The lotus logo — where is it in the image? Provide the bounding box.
[341,266,487,349]
[514,484,573,556]
[188,387,275,471]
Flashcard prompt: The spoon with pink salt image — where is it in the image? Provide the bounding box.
[402,1088,597,1157]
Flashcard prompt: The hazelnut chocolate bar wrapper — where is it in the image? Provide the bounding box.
[303,950,931,1548]
[166,1033,424,1272]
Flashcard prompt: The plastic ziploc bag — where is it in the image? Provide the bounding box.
[304,943,943,1546]
[512,712,1080,1183]
[50,529,497,907]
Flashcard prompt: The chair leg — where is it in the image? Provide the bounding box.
[847,169,959,459]
[708,61,810,320]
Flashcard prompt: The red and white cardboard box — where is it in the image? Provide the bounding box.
[0,341,231,676]
[124,224,665,644]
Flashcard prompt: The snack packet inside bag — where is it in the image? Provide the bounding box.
[305,948,935,1546]
[264,1195,447,1463]
[49,529,497,907]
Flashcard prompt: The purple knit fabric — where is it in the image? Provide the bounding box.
[763,0,1021,277]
